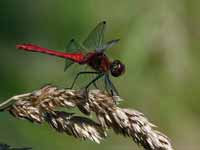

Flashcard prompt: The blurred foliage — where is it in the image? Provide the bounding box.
[0,0,200,149]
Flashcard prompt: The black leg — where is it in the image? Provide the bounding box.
[105,75,119,96]
[85,74,104,90]
[69,71,99,89]
[93,81,99,89]
[104,75,109,93]
[82,73,104,100]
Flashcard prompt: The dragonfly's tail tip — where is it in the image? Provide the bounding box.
[16,44,21,49]
[16,44,27,49]
[16,44,24,49]
[16,43,35,51]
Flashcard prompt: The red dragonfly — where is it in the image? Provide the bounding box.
[16,21,125,96]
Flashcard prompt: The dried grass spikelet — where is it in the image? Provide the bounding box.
[45,111,106,144]
[0,84,174,150]
[86,90,173,150]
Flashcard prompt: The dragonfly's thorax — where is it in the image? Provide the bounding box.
[84,52,110,73]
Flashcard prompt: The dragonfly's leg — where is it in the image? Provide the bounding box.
[69,71,99,89]
[93,81,99,89]
[82,73,104,100]
[109,81,119,96]
[105,75,119,96]
[104,76,110,93]
[84,74,104,94]
[85,74,104,90]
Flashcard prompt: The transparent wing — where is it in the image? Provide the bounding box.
[96,39,120,53]
[83,21,106,50]
[64,39,85,71]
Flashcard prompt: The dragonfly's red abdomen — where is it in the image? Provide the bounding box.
[16,44,85,63]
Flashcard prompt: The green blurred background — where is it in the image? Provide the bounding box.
[0,0,200,149]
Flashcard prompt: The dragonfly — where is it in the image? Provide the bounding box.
[16,21,125,96]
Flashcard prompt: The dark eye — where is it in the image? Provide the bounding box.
[110,60,125,77]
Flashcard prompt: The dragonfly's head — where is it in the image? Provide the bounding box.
[110,60,125,77]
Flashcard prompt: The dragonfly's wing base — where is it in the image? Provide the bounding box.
[64,62,74,72]
[64,39,85,71]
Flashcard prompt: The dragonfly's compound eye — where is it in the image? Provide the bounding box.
[110,60,125,77]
